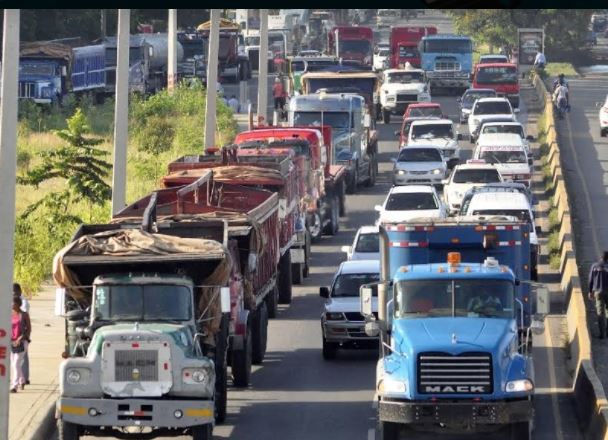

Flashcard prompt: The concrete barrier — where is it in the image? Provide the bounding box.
[533,73,608,439]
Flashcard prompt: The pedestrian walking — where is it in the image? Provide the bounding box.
[11,296,31,392]
[228,95,240,113]
[588,251,608,338]
[13,283,30,384]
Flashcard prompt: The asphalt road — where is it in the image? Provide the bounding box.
[57,11,583,440]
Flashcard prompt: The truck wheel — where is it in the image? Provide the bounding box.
[303,231,311,278]
[191,423,213,440]
[309,212,323,243]
[322,336,338,360]
[338,185,346,217]
[57,419,80,440]
[322,201,339,236]
[266,284,279,318]
[346,168,358,194]
[251,303,268,365]
[232,320,252,387]
[278,252,293,303]
[365,159,376,187]
[378,421,400,440]
[602,128,606,138]
[214,314,229,423]
[509,421,532,440]
[292,258,304,285]
[382,109,391,124]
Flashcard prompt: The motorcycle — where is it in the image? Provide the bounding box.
[554,95,570,120]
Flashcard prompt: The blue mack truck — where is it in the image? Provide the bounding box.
[360,218,547,439]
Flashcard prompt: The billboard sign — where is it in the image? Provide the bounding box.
[518,28,544,66]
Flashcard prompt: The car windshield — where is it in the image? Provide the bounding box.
[452,169,501,183]
[398,148,442,162]
[476,66,518,85]
[94,284,192,321]
[385,192,438,211]
[481,125,525,138]
[472,208,531,223]
[340,40,372,55]
[474,101,512,115]
[480,149,526,164]
[408,107,442,118]
[411,124,453,140]
[378,49,390,56]
[398,46,420,58]
[387,71,424,83]
[332,273,380,297]
[355,233,379,252]
[462,91,496,106]
[395,279,514,319]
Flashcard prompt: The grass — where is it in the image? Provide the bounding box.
[544,62,579,78]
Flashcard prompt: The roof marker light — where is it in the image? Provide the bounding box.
[447,252,461,266]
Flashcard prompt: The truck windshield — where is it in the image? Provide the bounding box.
[355,233,379,252]
[474,101,512,115]
[385,192,438,211]
[395,279,514,318]
[476,66,518,85]
[482,125,525,138]
[19,63,55,76]
[306,78,374,102]
[332,273,379,297]
[245,36,260,46]
[387,71,424,83]
[293,111,350,131]
[339,40,372,55]
[480,149,526,164]
[94,284,192,322]
[291,61,305,72]
[452,169,501,183]
[411,124,453,140]
[422,39,472,53]
[398,148,442,162]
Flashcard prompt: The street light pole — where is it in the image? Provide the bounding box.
[204,9,220,149]
[111,9,130,216]
[0,9,20,437]
[257,9,268,125]
[167,9,177,94]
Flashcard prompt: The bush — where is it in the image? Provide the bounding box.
[135,115,175,155]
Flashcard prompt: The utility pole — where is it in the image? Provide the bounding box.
[204,9,220,149]
[257,9,268,125]
[111,9,130,216]
[100,9,107,38]
[0,9,20,438]
[167,9,177,94]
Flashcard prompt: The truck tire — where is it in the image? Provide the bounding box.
[308,212,323,243]
[292,257,304,285]
[303,231,311,278]
[346,167,358,194]
[191,423,213,440]
[365,158,376,187]
[509,421,532,440]
[338,184,346,217]
[214,314,229,424]
[251,303,268,365]
[232,320,252,387]
[57,419,80,440]
[378,421,400,440]
[322,336,338,360]
[382,109,391,124]
[322,200,339,236]
[266,284,279,318]
[278,252,293,303]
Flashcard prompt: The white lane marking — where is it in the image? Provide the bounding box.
[368,428,376,440]
[543,318,565,440]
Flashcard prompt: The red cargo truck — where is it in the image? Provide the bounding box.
[390,26,437,68]
[114,170,280,388]
[472,62,520,109]
[327,26,374,66]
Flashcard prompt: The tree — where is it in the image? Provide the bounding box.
[18,108,112,223]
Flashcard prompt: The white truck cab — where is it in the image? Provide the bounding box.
[380,67,431,124]
[473,134,532,187]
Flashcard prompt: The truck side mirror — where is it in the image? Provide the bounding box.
[514,108,520,114]
[61,66,67,77]
[535,225,542,235]
[528,157,534,166]
[526,135,535,141]
[457,133,465,141]
[55,288,67,317]
[364,114,371,128]
[319,286,330,298]
[394,130,400,137]
[360,286,373,317]
[220,287,231,313]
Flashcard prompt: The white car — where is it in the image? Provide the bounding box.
[408,119,463,168]
[380,68,431,124]
[468,97,518,142]
[442,162,503,213]
[375,185,447,224]
[392,146,446,186]
[341,226,379,261]
[374,46,391,71]
[476,122,534,154]
[376,9,399,28]
[599,94,608,137]
[462,190,540,280]
[319,260,380,359]
[473,134,532,187]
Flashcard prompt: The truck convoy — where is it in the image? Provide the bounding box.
[419,34,473,95]
[389,26,437,69]
[361,219,546,439]
[327,26,374,67]
[197,19,251,82]
[472,62,520,109]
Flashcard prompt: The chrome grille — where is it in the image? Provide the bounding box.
[19,82,35,99]
[417,352,492,394]
[115,350,158,382]
[343,311,378,321]
[435,61,460,71]
[396,93,418,102]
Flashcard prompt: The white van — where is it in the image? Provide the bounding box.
[473,134,532,187]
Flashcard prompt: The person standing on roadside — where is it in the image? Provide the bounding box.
[11,296,31,392]
[588,251,608,339]
[13,283,30,385]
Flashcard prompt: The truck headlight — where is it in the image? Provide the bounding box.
[379,378,407,395]
[325,312,344,320]
[506,379,534,392]
[395,169,406,175]
[66,368,90,385]
[192,370,207,383]
[387,97,395,102]
[183,368,212,385]
[431,168,443,175]
[67,369,81,384]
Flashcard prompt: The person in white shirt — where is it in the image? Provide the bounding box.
[228,95,240,113]
[553,84,569,118]
[534,51,546,69]
[13,283,30,385]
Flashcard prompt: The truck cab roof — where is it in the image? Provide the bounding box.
[393,261,515,282]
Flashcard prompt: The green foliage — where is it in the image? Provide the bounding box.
[18,108,112,221]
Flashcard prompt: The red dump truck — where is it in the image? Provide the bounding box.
[164,150,304,304]
[114,170,280,388]
[327,26,374,66]
[390,26,437,68]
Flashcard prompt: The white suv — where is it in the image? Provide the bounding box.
[408,119,463,168]
[468,97,518,142]
[375,185,447,224]
[443,163,503,213]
